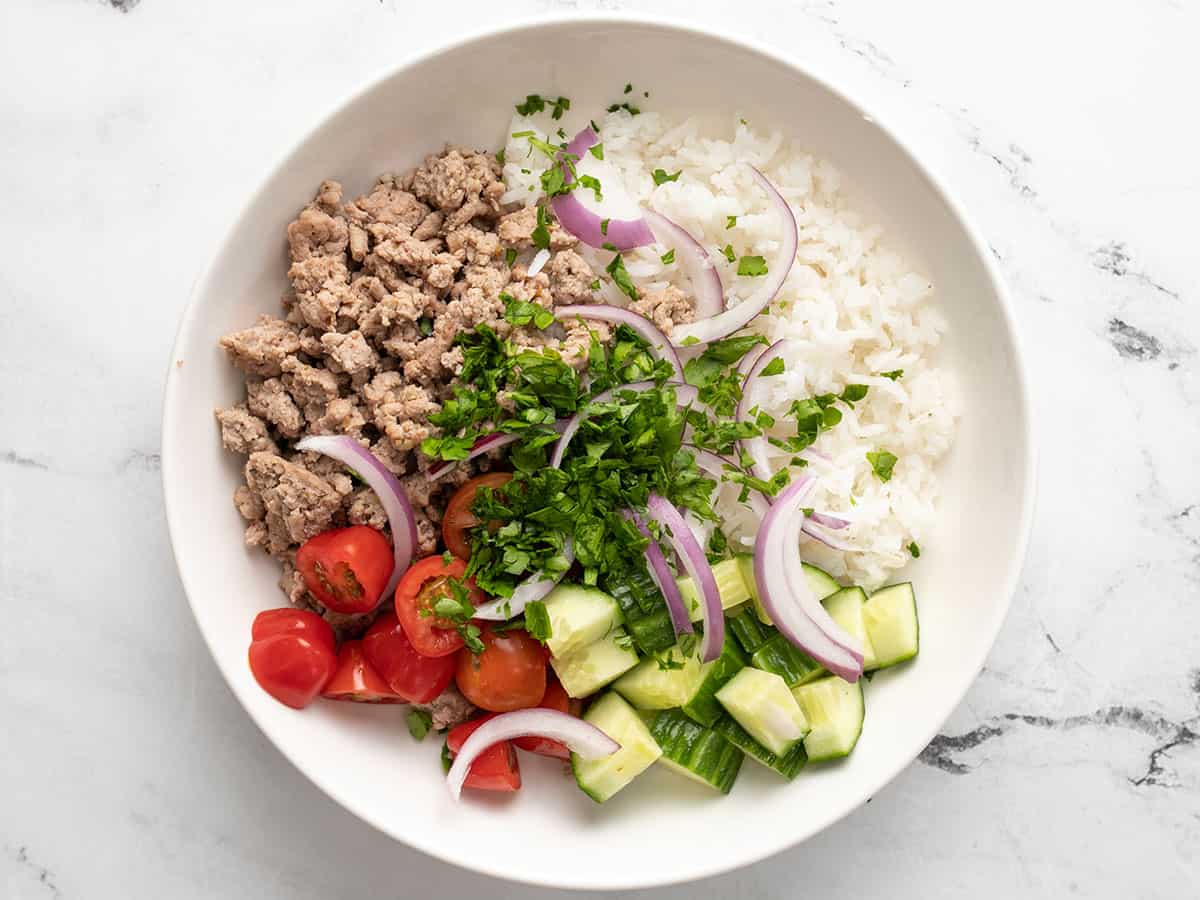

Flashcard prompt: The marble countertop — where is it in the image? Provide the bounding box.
[2,0,1197,896]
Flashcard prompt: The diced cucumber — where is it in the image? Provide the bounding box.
[728,607,773,655]
[712,714,808,780]
[715,667,810,756]
[551,628,639,698]
[751,633,825,687]
[649,709,743,793]
[738,555,841,625]
[614,642,705,710]
[572,692,662,802]
[679,558,752,622]
[863,583,919,668]
[822,586,879,671]
[792,676,865,761]
[681,634,748,727]
[543,584,623,658]
[605,568,677,654]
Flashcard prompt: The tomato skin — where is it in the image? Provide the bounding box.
[296,526,394,614]
[456,627,547,713]
[248,635,336,709]
[321,640,404,703]
[251,608,336,655]
[512,678,576,759]
[362,612,456,703]
[442,473,512,559]
[446,715,521,792]
[394,555,486,658]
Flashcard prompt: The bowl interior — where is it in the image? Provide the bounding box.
[163,18,1031,890]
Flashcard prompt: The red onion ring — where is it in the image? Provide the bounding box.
[754,477,863,681]
[626,510,693,637]
[446,709,619,799]
[550,128,655,251]
[554,305,683,381]
[295,436,417,604]
[642,209,724,319]
[472,537,575,621]
[671,166,798,346]
[645,493,724,663]
[551,380,699,469]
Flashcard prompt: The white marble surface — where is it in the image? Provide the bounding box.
[2,0,1198,896]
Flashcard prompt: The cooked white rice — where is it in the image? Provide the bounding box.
[502,110,959,590]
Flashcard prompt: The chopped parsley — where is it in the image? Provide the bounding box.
[661,249,676,265]
[589,278,601,291]
[503,294,555,330]
[867,449,898,483]
[514,93,571,119]
[504,248,517,267]
[759,357,785,377]
[655,651,685,671]
[589,118,601,133]
[589,143,605,160]
[840,384,869,405]
[737,255,769,277]
[624,83,633,94]
[607,102,641,116]
[605,254,639,302]
[421,576,485,653]
[881,369,904,380]
[524,600,553,643]
[406,709,433,741]
[720,244,736,263]
[418,316,434,337]
[908,541,921,558]
[441,740,453,773]
[495,148,506,166]
[600,218,611,236]
[578,174,603,202]
[614,632,637,652]
[652,168,682,185]
[531,205,551,250]
[726,215,737,229]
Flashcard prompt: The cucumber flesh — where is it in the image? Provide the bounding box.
[822,586,879,671]
[712,714,808,780]
[863,583,919,668]
[679,558,751,621]
[792,676,865,761]
[572,692,662,802]
[715,667,809,756]
[728,607,773,655]
[613,641,705,710]
[649,709,743,794]
[681,634,747,727]
[550,628,639,699]
[543,585,623,658]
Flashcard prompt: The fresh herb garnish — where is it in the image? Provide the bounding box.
[721,244,736,263]
[495,148,506,166]
[600,218,611,236]
[406,709,433,741]
[661,249,676,265]
[589,143,605,160]
[760,358,785,377]
[504,248,517,267]
[515,94,570,119]
[589,278,601,291]
[524,600,553,643]
[531,205,551,250]
[908,541,921,558]
[503,294,555,330]
[881,369,904,380]
[605,254,639,302]
[737,255,768,277]
[624,83,633,94]
[655,651,684,671]
[726,215,738,229]
[652,168,681,185]
[867,449,898,483]
[607,102,641,116]
[418,316,434,337]
[578,174,603,202]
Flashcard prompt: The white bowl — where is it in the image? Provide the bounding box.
[163,14,1034,890]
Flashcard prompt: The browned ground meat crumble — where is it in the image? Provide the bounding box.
[215,145,695,725]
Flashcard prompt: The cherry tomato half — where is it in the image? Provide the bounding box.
[442,473,512,560]
[248,635,336,709]
[456,627,547,713]
[446,715,521,792]
[296,525,394,614]
[512,678,579,759]
[362,611,456,703]
[395,555,486,658]
[251,608,336,655]
[321,640,404,703]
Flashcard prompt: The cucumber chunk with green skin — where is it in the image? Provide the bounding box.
[605,569,677,654]
[649,709,743,793]
[614,642,705,710]
[572,692,662,803]
[716,667,810,756]
[751,633,825,687]
[728,607,773,655]
[792,676,865,761]
[551,628,639,699]
[863,583,919,668]
[712,714,808,779]
[738,554,840,625]
[822,586,879,671]
[681,634,747,726]
[543,585,623,658]
[679,558,751,621]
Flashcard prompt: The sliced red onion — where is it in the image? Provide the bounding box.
[737,339,799,484]
[295,436,416,604]
[427,421,570,481]
[809,511,849,529]
[446,709,619,799]
[671,166,798,346]
[642,209,724,319]
[472,537,575,621]
[626,510,693,637]
[754,477,863,681]
[551,380,699,468]
[555,305,683,381]
[527,248,551,277]
[550,128,654,251]
[645,493,724,662]
[799,521,854,551]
